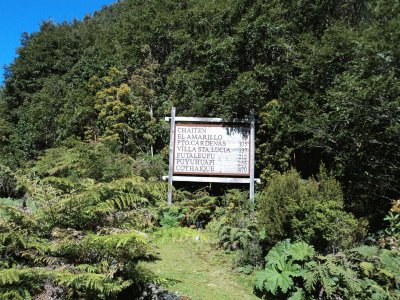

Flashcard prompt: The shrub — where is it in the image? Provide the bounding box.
[235,238,263,268]
[384,200,400,238]
[291,200,368,253]
[210,190,264,267]
[159,211,181,228]
[257,170,301,246]
[131,154,167,180]
[257,168,366,252]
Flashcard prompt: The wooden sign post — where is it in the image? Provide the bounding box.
[167,107,176,205]
[164,108,259,205]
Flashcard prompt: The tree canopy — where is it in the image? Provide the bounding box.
[1,0,399,227]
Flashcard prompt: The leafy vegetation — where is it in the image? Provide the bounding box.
[160,189,218,227]
[257,168,366,253]
[1,0,399,227]
[209,190,263,269]
[255,240,400,299]
[0,0,399,298]
[0,146,167,299]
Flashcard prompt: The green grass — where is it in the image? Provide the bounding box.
[142,228,260,300]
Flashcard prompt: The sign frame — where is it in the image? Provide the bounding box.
[165,108,258,205]
[173,123,251,177]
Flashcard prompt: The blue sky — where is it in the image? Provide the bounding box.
[0,0,117,85]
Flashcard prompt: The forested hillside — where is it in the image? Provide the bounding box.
[0,0,399,299]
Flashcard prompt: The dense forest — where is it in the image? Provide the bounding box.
[0,0,399,299]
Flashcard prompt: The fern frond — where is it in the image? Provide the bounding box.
[0,204,37,228]
[99,176,145,194]
[1,266,134,297]
[115,208,155,230]
[0,289,31,300]
[0,269,21,285]
[89,230,148,248]
[105,193,148,210]
[51,269,133,295]
[42,176,78,192]
[288,288,305,300]
[379,250,400,280]
[0,232,27,250]
[359,261,374,276]
[303,269,317,292]
[51,229,150,265]
[349,245,379,258]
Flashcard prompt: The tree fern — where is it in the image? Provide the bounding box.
[1,168,162,299]
[105,193,148,210]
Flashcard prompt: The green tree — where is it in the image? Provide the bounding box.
[91,67,155,155]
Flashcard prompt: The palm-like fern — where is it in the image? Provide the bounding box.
[0,174,160,299]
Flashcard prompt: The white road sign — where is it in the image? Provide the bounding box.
[173,124,250,176]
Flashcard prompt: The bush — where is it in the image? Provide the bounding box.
[159,211,181,228]
[257,169,301,246]
[235,239,263,268]
[257,168,366,252]
[291,200,368,253]
[209,190,264,267]
[131,154,167,180]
